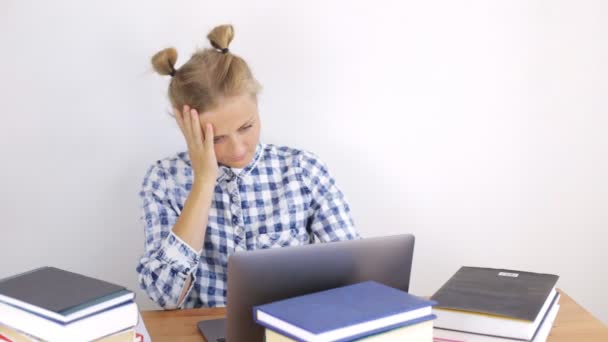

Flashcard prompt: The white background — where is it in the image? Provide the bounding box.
[1,0,606,324]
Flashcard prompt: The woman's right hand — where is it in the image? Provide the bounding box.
[174,105,219,186]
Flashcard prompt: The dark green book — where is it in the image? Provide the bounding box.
[431,266,559,341]
[0,266,134,324]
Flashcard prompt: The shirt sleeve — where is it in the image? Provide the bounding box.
[135,163,200,309]
[298,152,361,242]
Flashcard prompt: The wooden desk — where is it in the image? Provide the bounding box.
[141,289,607,342]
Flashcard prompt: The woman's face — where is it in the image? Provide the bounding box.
[199,93,261,168]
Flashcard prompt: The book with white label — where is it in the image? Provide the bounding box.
[433,301,560,342]
[431,267,559,341]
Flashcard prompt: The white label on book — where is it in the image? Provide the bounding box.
[498,272,519,277]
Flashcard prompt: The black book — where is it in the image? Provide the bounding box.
[431,266,559,341]
[0,266,134,323]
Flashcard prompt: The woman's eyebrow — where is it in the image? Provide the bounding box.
[214,116,256,138]
[239,116,256,128]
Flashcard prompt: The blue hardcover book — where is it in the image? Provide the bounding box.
[253,281,437,342]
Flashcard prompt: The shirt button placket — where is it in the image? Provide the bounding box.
[227,177,244,241]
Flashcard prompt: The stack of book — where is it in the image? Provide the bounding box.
[0,266,139,342]
[430,267,560,342]
[254,280,437,342]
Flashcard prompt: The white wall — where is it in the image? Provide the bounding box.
[1,0,606,323]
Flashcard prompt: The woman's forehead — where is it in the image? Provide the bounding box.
[200,95,258,132]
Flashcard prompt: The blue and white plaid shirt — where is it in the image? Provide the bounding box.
[136,143,360,309]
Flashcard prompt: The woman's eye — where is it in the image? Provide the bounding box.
[240,125,253,131]
[213,137,223,144]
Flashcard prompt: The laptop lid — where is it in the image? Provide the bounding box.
[225,234,415,342]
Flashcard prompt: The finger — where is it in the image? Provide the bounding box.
[203,123,215,152]
[190,108,203,147]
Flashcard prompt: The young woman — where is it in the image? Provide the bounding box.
[136,24,360,309]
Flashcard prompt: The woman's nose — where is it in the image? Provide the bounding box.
[230,138,246,157]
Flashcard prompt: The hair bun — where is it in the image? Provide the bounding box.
[207,24,234,52]
[151,47,178,76]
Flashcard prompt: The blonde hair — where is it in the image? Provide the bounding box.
[151,24,261,113]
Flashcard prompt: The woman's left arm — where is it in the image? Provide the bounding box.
[299,152,361,242]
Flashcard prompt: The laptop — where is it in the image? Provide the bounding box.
[198,234,415,342]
